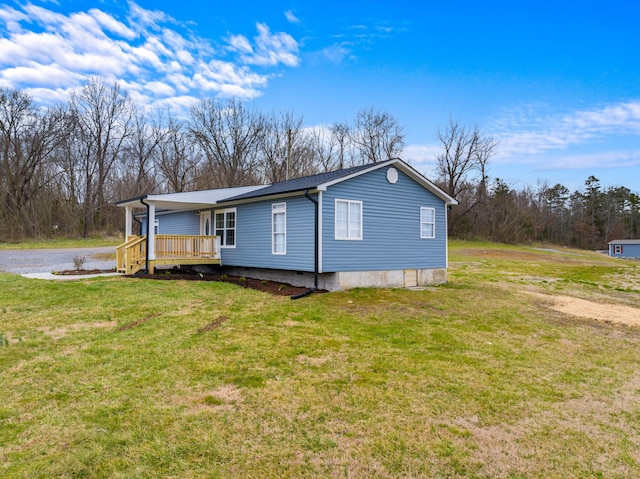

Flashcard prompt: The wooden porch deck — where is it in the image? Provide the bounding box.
[116,235,221,275]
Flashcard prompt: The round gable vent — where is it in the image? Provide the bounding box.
[386,167,398,184]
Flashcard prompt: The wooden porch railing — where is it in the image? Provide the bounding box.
[116,235,221,275]
[154,235,219,259]
[116,235,146,274]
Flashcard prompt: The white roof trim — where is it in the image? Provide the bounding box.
[318,158,458,205]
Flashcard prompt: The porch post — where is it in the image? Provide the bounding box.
[148,202,156,260]
[125,205,133,239]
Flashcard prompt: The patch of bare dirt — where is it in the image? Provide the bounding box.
[526,292,640,327]
[133,268,319,297]
[456,247,610,265]
[197,316,229,333]
[173,384,243,414]
[296,354,330,366]
[53,268,116,275]
[117,313,160,331]
[38,321,114,339]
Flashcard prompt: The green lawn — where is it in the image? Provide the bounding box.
[1,241,639,478]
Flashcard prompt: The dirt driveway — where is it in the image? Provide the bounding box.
[0,247,116,274]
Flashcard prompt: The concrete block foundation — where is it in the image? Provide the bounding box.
[196,265,448,292]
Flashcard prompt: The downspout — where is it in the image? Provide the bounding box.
[133,216,143,236]
[291,189,319,299]
[139,197,150,274]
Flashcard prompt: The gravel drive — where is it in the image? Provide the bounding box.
[0,247,116,274]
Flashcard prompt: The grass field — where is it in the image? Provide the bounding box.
[1,241,639,478]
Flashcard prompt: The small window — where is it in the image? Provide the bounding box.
[272,203,286,254]
[335,199,362,240]
[420,207,435,239]
[215,208,236,247]
[614,244,623,254]
[154,219,160,235]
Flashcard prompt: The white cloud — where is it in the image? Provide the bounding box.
[402,143,441,164]
[285,10,301,24]
[536,150,640,171]
[231,23,299,67]
[492,100,640,160]
[89,8,137,40]
[227,34,253,54]
[127,2,170,29]
[145,80,175,97]
[0,6,27,32]
[23,86,76,105]
[194,59,266,97]
[402,143,441,177]
[320,43,353,65]
[0,1,300,110]
[1,63,80,87]
[23,4,65,27]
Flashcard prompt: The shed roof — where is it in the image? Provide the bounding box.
[608,239,640,245]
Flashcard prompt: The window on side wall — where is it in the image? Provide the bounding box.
[272,203,286,254]
[215,208,236,247]
[614,244,623,254]
[420,207,435,239]
[335,199,362,240]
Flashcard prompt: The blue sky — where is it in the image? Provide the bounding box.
[1,0,639,193]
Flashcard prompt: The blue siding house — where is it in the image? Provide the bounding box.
[117,159,457,290]
[608,239,640,259]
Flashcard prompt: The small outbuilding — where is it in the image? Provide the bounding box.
[608,239,640,259]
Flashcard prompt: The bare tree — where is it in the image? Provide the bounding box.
[307,125,344,173]
[348,107,405,164]
[436,118,495,198]
[0,89,69,239]
[435,118,497,232]
[114,107,166,199]
[67,78,133,236]
[156,115,202,192]
[189,98,265,188]
[329,123,354,169]
[259,111,316,182]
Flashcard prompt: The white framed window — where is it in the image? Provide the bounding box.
[272,203,286,254]
[215,208,236,247]
[420,207,436,239]
[614,244,623,254]
[335,199,362,240]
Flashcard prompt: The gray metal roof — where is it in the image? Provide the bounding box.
[116,158,458,209]
[218,158,457,205]
[219,162,378,203]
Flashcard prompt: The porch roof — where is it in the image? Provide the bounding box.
[115,185,267,210]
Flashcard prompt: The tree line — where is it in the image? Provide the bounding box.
[1,78,637,249]
[0,78,404,240]
[437,119,640,249]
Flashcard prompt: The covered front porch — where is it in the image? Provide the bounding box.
[115,190,230,275]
